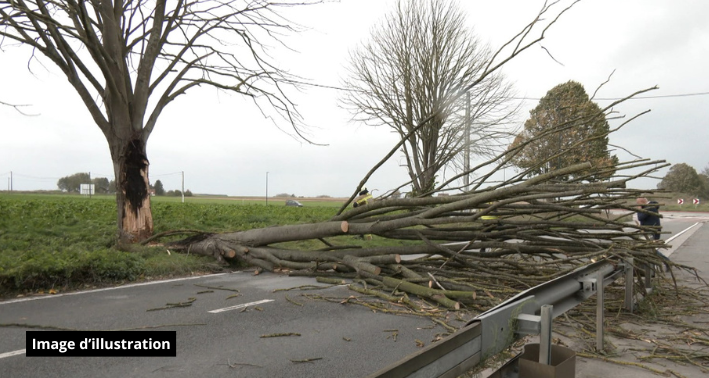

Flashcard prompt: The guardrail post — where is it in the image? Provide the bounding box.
[596,270,604,352]
[539,304,553,365]
[369,260,648,377]
[624,258,634,313]
[644,263,653,293]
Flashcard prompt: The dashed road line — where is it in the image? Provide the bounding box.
[208,299,274,314]
[0,273,231,306]
[0,349,25,359]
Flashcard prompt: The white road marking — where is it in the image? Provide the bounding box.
[208,299,274,314]
[666,222,701,243]
[0,273,232,306]
[0,349,25,359]
[662,222,703,258]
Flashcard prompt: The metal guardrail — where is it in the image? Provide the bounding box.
[364,321,482,378]
[366,258,651,378]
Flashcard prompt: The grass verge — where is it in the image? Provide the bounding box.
[0,193,337,298]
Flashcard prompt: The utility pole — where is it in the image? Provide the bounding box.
[10,171,12,191]
[266,172,269,206]
[181,171,185,203]
[464,92,470,191]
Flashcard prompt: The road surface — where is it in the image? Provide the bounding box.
[1,211,707,378]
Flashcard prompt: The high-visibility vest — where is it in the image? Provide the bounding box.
[355,193,373,207]
[480,203,498,220]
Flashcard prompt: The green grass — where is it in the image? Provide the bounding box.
[3,191,345,207]
[153,196,344,208]
[0,192,339,297]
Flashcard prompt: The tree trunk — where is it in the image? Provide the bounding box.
[113,138,153,243]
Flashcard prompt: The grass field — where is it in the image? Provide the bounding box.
[3,191,347,207]
[0,192,343,298]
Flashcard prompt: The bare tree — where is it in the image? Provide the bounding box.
[341,0,518,196]
[0,0,317,242]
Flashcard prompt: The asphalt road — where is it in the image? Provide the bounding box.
[0,274,453,378]
[1,211,706,378]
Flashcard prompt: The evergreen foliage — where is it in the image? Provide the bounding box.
[509,81,617,181]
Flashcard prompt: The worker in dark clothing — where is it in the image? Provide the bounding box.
[636,197,671,270]
[636,197,661,239]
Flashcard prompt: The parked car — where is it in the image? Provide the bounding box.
[285,200,303,207]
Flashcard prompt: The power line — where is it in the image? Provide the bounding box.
[3,171,182,182]
[291,78,709,102]
[287,79,354,93]
[597,91,709,100]
[151,171,183,177]
[12,173,61,180]
[515,91,709,101]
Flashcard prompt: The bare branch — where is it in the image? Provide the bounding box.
[0,99,38,116]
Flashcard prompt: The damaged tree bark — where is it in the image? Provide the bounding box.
[112,138,154,244]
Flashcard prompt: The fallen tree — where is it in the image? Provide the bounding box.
[158,153,676,311]
[150,1,679,310]
[151,77,676,310]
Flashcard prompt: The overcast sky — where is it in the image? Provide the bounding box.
[1,0,708,198]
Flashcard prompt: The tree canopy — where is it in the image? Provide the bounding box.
[57,173,111,193]
[57,173,90,193]
[341,0,517,196]
[508,81,617,181]
[658,163,707,196]
[92,177,111,194]
[57,173,112,193]
[700,164,709,198]
[153,180,166,196]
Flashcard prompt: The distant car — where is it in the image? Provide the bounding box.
[285,200,303,207]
